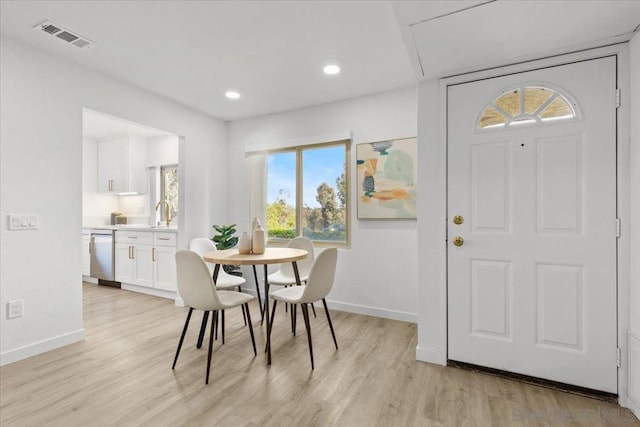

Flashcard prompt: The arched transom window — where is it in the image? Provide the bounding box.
[478,86,577,129]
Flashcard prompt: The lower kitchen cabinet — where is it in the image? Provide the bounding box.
[154,245,177,291]
[115,230,177,293]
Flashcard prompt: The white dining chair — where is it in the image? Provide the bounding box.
[267,236,316,322]
[172,250,256,384]
[268,247,338,369]
[189,238,248,343]
[189,238,246,290]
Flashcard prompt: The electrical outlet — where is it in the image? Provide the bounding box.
[7,300,24,319]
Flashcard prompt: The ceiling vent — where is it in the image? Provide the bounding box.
[33,20,94,49]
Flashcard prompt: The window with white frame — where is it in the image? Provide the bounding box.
[160,165,178,222]
[477,86,577,130]
[266,140,349,245]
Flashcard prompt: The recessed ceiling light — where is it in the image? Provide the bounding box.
[225,91,240,99]
[323,65,340,75]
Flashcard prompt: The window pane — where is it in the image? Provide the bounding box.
[524,87,553,114]
[160,166,178,221]
[540,96,574,120]
[479,106,507,128]
[494,89,521,117]
[302,145,346,242]
[267,152,297,239]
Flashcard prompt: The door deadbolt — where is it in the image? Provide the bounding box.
[452,236,464,247]
[453,215,464,225]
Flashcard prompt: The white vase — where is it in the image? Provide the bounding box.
[252,224,265,255]
[238,232,251,254]
[249,217,260,240]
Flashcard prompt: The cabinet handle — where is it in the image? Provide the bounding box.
[108,179,113,191]
[131,246,135,260]
[129,246,132,259]
[128,236,138,239]
[158,237,170,241]
[152,248,156,262]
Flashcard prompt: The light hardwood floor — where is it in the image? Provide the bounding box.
[1,283,637,426]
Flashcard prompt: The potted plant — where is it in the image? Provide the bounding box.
[212,224,241,275]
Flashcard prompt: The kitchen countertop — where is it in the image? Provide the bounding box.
[82,224,178,233]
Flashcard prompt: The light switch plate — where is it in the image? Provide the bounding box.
[7,214,38,230]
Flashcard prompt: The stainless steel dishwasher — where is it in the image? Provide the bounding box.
[90,229,120,287]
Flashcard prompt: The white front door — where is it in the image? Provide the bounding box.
[447,57,617,393]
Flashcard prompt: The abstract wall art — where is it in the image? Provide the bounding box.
[356,137,417,219]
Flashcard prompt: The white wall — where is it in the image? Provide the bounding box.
[227,87,418,321]
[0,37,228,365]
[628,31,640,416]
[147,135,179,167]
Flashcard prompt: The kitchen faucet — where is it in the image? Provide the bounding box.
[155,200,171,226]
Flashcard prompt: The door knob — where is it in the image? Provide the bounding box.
[452,236,464,247]
[453,215,464,225]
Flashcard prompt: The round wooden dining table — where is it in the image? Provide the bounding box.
[203,247,308,365]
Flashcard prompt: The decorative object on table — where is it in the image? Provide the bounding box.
[238,232,251,254]
[212,224,241,273]
[249,217,260,241]
[252,222,266,255]
[356,137,417,219]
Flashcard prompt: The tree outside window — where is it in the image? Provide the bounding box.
[266,141,349,245]
[160,165,178,222]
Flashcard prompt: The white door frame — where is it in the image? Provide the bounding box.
[417,43,631,406]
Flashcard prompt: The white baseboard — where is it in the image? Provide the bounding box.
[626,331,640,418]
[82,276,98,284]
[324,300,417,323]
[121,283,176,300]
[0,329,84,367]
[240,290,416,323]
[416,345,446,365]
[626,398,640,421]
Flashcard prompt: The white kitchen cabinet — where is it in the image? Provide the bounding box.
[115,242,135,283]
[98,138,128,193]
[82,230,91,277]
[98,137,147,194]
[133,244,154,288]
[115,230,176,293]
[154,245,177,291]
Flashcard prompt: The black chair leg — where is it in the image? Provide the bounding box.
[239,286,248,326]
[213,311,218,340]
[245,303,257,355]
[311,303,317,318]
[322,298,338,349]
[290,303,295,335]
[196,311,209,348]
[172,307,193,369]
[252,266,264,322]
[206,310,216,384]
[292,303,297,336]
[221,309,225,345]
[301,303,314,369]
[265,300,278,353]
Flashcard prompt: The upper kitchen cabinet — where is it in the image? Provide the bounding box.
[98,136,147,194]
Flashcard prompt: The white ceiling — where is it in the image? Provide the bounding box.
[393,0,640,79]
[1,1,638,122]
[0,0,416,121]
